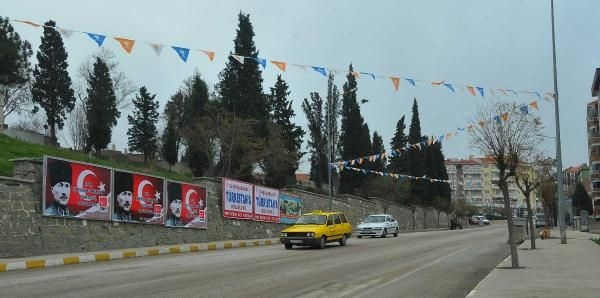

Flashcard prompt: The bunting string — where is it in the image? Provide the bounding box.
[337,165,450,184]
[11,18,554,99]
[332,100,543,167]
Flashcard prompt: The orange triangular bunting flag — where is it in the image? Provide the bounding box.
[114,37,135,54]
[271,60,287,72]
[501,113,509,121]
[390,77,400,91]
[479,121,486,127]
[201,50,215,61]
[467,86,476,96]
[427,138,433,146]
[432,80,445,86]
[15,20,41,27]
[358,158,364,165]
[351,71,360,78]
[529,101,539,110]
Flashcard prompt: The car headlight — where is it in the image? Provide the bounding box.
[281,232,287,237]
[308,232,315,237]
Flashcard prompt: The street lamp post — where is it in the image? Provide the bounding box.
[550,0,567,244]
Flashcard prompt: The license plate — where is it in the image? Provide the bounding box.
[290,240,303,244]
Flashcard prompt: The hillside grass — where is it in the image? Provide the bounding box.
[0,133,190,182]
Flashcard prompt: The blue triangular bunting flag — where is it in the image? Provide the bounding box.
[405,78,416,86]
[476,87,484,97]
[444,83,455,92]
[360,72,376,80]
[520,105,529,114]
[312,66,327,77]
[86,33,106,47]
[250,57,267,69]
[171,46,190,62]
[437,135,444,142]
[494,115,501,124]
[533,91,541,99]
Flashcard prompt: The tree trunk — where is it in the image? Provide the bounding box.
[143,153,147,165]
[501,179,519,268]
[525,192,536,249]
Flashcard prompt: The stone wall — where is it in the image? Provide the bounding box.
[0,159,449,258]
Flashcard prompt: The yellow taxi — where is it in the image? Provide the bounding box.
[279,210,352,249]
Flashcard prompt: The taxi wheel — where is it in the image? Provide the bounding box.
[284,243,293,250]
[393,228,399,237]
[339,235,347,246]
[318,236,326,249]
[357,235,362,239]
[382,228,387,238]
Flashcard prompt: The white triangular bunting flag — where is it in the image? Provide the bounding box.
[57,27,74,39]
[231,55,245,64]
[149,43,164,56]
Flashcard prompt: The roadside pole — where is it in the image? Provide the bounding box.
[550,0,567,244]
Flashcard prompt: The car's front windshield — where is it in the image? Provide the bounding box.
[296,215,326,225]
[364,216,385,223]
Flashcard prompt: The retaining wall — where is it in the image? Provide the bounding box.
[0,159,449,258]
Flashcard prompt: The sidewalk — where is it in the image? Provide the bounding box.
[0,237,279,273]
[468,228,600,297]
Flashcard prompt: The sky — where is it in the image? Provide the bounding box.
[4,0,598,173]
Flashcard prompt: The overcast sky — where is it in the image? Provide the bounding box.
[4,0,598,173]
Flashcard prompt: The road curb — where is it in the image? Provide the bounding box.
[0,238,279,273]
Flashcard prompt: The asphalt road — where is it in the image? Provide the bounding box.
[0,225,509,298]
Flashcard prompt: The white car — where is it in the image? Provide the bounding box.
[356,214,399,238]
[474,215,490,225]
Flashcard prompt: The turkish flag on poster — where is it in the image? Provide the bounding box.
[43,157,111,221]
[113,170,164,224]
[180,183,207,223]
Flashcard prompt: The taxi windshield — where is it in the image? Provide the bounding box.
[364,216,386,223]
[296,215,327,225]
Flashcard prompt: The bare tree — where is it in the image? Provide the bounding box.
[76,48,136,110]
[2,81,33,119]
[11,112,47,135]
[469,101,544,269]
[64,102,88,151]
[515,156,553,249]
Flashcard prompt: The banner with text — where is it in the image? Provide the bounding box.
[113,170,164,224]
[253,185,280,223]
[165,180,207,229]
[43,156,111,220]
[279,192,302,224]
[222,178,254,220]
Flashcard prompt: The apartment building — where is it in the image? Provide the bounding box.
[587,68,600,215]
[446,156,538,215]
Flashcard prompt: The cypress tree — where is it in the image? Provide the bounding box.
[31,20,75,139]
[388,115,408,174]
[407,98,427,204]
[216,12,267,123]
[161,120,178,171]
[370,131,385,172]
[302,92,327,189]
[127,86,159,164]
[85,57,119,152]
[339,64,371,195]
[267,75,305,184]
[182,74,211,176]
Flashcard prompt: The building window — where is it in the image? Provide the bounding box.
[593,180,600,191]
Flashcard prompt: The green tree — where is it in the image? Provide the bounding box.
[163,90,185,158]
[31,20,75,139]
[302,92,328,189]
[161,120,178,171]
[267,75,305,184]
[370,131,385,172]
[572,182,592,215]
[85,57,119,152]
[181,74,211,176]
[216,12,267,123]
[260,124,300,188]
[388,115,408,174]
[0,16,33,124]
[407,98,427,203]
[339,64,371,195]
[127,86,159,164]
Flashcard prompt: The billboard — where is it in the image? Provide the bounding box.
[43,156,112,220]
[279,192,302,224]
[113,170,164,224]
[222,178,253,219]
[165,180,207,229]
[253,185,280,223]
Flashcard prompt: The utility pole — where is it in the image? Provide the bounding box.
[550,0,567,244]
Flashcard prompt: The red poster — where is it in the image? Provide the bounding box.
[43,156,112,220]
[113,170,164,224]
[165,181,207,229]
